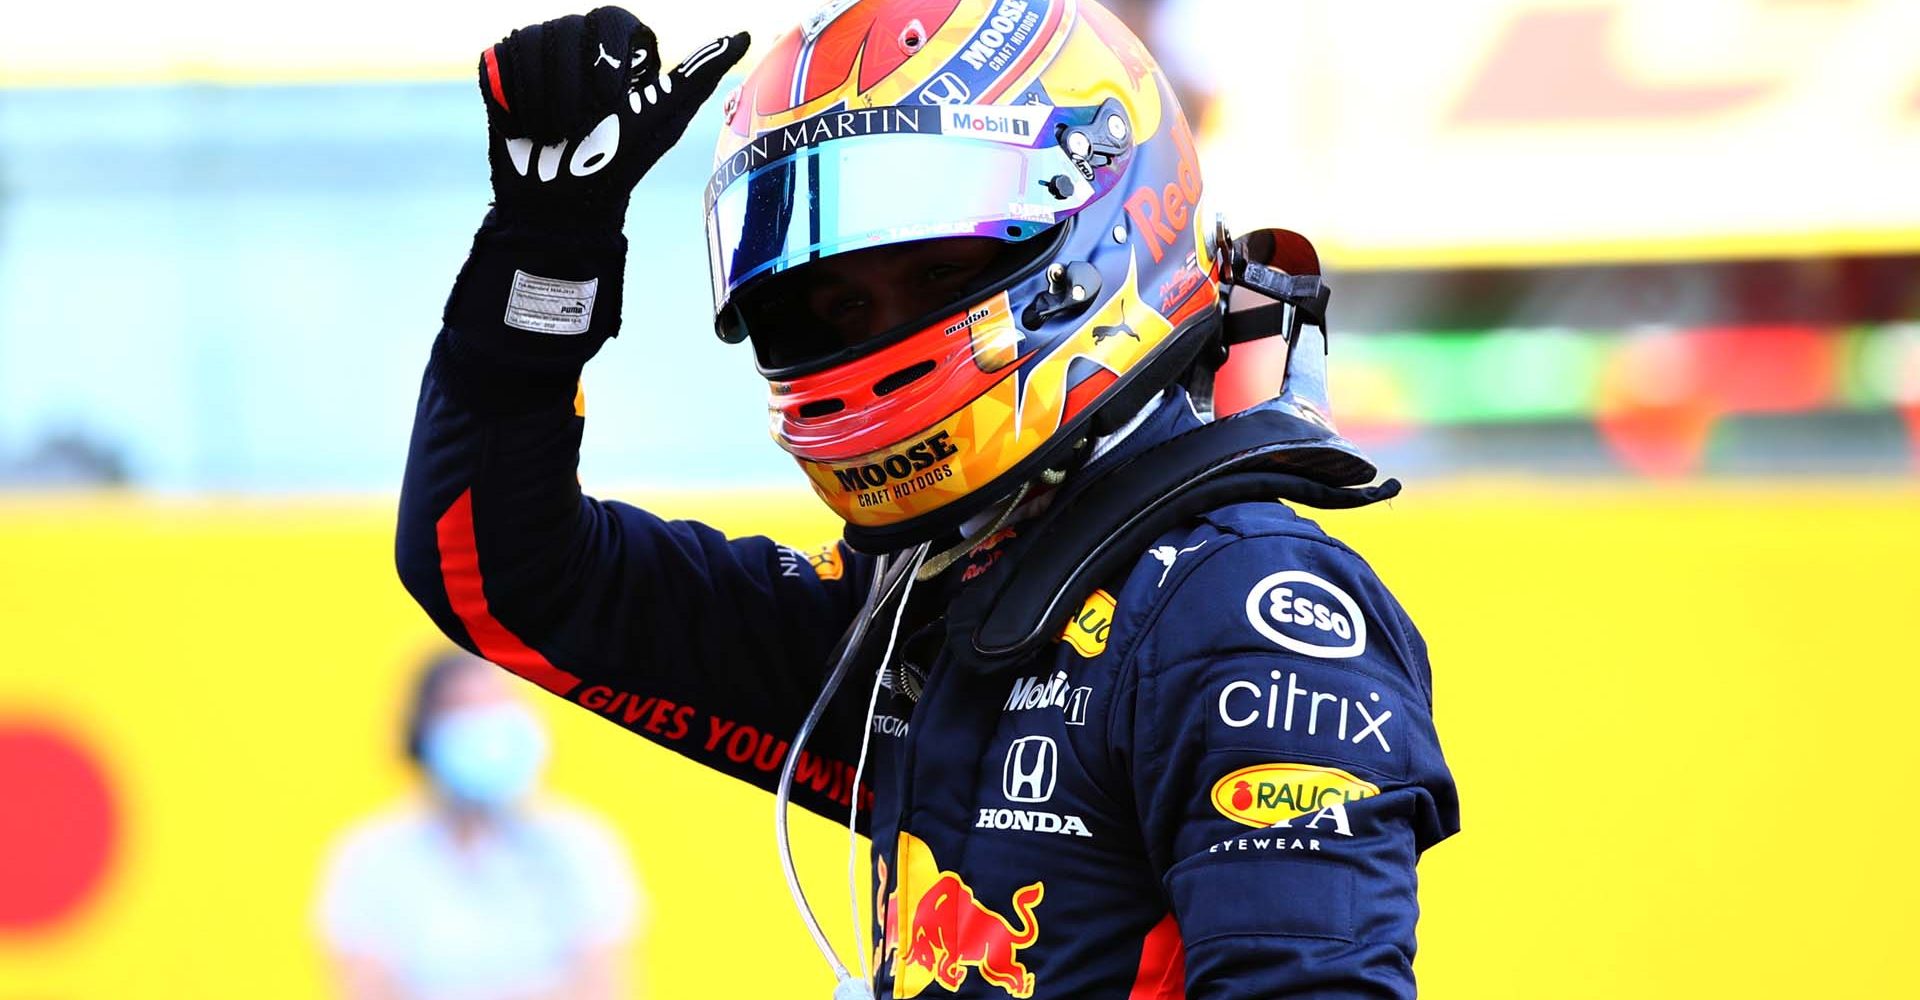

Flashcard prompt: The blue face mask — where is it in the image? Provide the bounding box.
[421,704,548,809]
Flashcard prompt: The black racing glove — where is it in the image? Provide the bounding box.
[442,7,748,401]
[482,7,748,231]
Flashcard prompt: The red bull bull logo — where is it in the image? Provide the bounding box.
[878,833,1045,998]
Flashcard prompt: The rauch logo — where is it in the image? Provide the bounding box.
[1209,762,1379,829]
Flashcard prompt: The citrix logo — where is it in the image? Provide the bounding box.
[503,114,621,182]
[1217,669,1393,753]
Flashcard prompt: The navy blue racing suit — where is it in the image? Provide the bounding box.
[397,320,1460,998]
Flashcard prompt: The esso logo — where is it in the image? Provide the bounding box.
[1245,571,1367,659]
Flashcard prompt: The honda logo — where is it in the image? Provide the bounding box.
[1003,736,1057,803]
[916,71,972,106]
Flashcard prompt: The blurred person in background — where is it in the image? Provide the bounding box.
[316,651,642,1000]
[397,3,1454,997]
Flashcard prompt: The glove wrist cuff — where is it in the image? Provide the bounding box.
[444,208,628,375]
[486,197,631,239]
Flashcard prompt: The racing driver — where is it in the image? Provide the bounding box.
[396,2,1460,997]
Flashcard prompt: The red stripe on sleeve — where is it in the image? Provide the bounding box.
[483,47,510,111]
[435,489,581,697]
[1127,913,1187,1000]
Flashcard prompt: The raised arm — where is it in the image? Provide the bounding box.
[395,8,875,821]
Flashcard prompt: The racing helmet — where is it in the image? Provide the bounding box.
[704,0,1225,552]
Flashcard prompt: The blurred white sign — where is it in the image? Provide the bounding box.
[1193,0,1920,267]
[7,0,1918,268]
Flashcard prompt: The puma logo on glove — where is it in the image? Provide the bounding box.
[479,6,748,227]
[441,8,748,353]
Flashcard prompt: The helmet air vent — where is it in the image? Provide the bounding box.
[899,19,927,53]
[798,398,847,418]
[873,360,938,397]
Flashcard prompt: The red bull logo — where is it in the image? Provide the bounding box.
[878,833,1045,998]
[902,873,1044,997]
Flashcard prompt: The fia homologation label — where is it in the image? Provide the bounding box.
[504,270,598,335]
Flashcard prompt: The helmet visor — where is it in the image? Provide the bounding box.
[704,104,1104,314]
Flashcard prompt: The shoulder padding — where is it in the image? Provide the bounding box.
[962,406,1399,661]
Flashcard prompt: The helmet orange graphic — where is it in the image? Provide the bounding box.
[703,0,1224,551]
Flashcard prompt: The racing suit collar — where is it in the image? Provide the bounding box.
[1076,385,1205,480]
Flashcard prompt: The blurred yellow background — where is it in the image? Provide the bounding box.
[3,485,1915,998]
[4,0,1919,996]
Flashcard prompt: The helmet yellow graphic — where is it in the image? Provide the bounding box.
[704,0,1223,551]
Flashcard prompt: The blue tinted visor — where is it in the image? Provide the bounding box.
[703,103,1120,313]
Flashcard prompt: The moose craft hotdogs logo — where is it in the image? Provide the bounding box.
[911,0,1054,106]
[830,431,961,499]
[879,832,1045,998]
[1209,762,1379,828]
